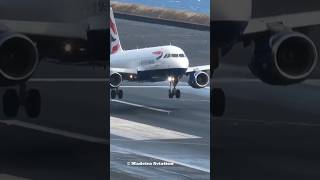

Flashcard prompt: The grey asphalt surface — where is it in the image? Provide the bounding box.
[213,2,320,177]
[0,62,108,180]
[110,19,210,179]
[213,68,320,180]
[1,1,319,179]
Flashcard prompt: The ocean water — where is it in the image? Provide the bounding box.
[112,0,210,14]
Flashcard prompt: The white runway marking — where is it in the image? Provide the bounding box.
[0,174,30,180]
[214,78,260,83]
[111,145,210,173]
[27,78,320,85]
[111,138,209,146]
[156,98,209,102]
[0,120,107,144]
[216,117,320,127]
[121,85,209,89]
[214,78,320,84]
[110,116,201,141]
[29,78,105,82]
[304,80,320,86]
[111,99,171,114]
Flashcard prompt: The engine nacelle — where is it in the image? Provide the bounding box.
[249,31,318,85]
[110,72,122,88]
[0,32,39,84]
[188,71,209,88]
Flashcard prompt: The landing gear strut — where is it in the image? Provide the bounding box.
[111,88,123,99]
[168,76,180,99]
[212,48,226,117]
[3,83,41,118]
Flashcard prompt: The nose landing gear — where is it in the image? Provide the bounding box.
[168,76,180,99]
[3,84,41,118]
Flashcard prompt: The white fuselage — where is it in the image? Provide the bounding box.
[111,45,189,81]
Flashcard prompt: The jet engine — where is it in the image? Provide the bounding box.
[110,72,122,88]
[188,71,209,88]
[0,33,39,84]
[249,32,318,85]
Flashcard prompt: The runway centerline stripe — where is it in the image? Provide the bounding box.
[0,120,107,144]
[110,116,201,141]
[111,99,171,114]
[111,145,210,173]
[29,78,105,82]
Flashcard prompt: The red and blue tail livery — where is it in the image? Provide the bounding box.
[110,7,122,54]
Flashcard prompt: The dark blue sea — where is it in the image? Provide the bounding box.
[113,0,210,14]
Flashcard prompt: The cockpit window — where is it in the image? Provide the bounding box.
[172,54,179,57]
[179,54,185,57]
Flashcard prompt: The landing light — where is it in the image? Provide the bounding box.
[129,74,134,79]
[168,76,175,82]
[64,43,72,52]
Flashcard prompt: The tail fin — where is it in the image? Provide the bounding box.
[110,7,123,54]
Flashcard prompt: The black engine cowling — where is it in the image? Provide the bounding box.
[110,72,122,88]
[188,71,209,88]
[249,31,318,85]
[0,32,39,85]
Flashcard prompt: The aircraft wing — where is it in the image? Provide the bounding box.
[243,11,320,35]
[186,65,210,73]
[0,20,88,40]
[0,16,107,65]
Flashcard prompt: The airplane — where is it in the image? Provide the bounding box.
[110,7,210,99]
[0,0,108,118]
[212,0,320,117]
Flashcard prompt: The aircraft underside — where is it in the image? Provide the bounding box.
[136,68,187,81]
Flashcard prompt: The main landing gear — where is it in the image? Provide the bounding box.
[168,76,180,99]
[212,88,225,117]
[212,48,226,117]
[3,83,41,118]
[111,88,123,99]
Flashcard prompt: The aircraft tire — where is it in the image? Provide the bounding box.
[118,89,123,99]
[3,89,20,118]
[25,89,41,118]
[213,88,225,117]
[175,89,181,98]
[168,90,174,98]
[111,89,116,99]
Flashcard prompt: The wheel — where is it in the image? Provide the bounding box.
[111,89,116,99]
[25,89,41,118]
[212,88,225,117]
[168,90,173,98]
[175,89,181,98]
[118,89,123,99]
[3,89,19,118]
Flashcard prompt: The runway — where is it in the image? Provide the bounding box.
[110,18,210,179]
[213,43,320,179]
[0,62,107,180]
[110,83,210,179]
